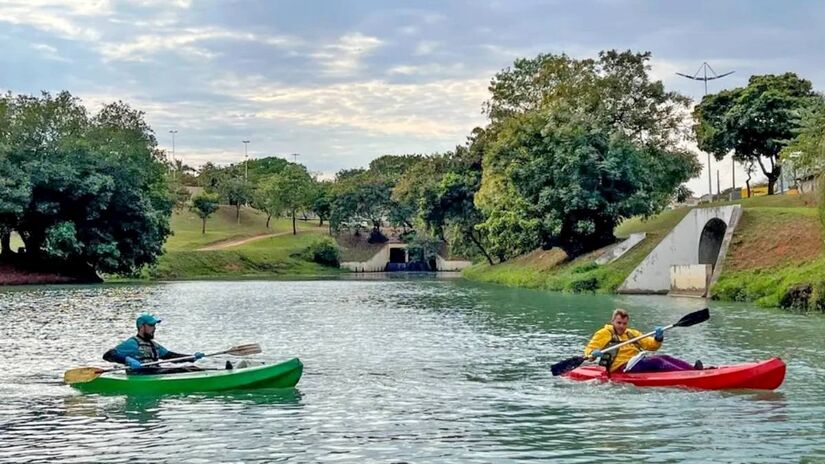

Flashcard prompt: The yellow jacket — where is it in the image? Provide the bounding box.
[584,324,662,372]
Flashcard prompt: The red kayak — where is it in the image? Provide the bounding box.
[565,357,786,390]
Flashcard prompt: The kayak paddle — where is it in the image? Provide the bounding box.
[550,308,710,376]
[63,343,262,385]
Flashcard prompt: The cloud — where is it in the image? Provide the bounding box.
[387,62,465,76]
[312,33,383,76]
[208,73,489,139]
[98,26,303,62]
[30,43,70,62]
[414,40,440,56]
[0,1,105,41]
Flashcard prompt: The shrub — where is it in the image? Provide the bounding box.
[303,237,340,267]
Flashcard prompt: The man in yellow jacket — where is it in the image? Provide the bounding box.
[585,308,699,373]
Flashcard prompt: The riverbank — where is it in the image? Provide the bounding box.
[140,206,343,280]
[1,206,344,284]
[463,193,824,310]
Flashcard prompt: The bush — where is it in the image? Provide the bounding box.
[304,237,341,267]
[569,276,599,293]
[573,262,600,274]
[810,280,825,312]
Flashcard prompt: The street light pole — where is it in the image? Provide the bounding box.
[169,130,178,180]
[677,63,735,201]
[242,140,250,181]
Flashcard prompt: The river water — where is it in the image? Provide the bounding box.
[0,277,823,463]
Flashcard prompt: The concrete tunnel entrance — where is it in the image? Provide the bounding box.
[698,218,727,268]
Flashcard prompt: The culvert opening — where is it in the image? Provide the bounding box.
[698,218,727,267]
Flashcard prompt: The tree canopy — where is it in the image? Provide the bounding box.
[476,50,700,258]
[0,91,172,277]
[694,73,819,194]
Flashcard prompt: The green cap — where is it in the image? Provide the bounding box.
[136,314,162,328]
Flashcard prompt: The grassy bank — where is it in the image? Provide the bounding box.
[464,193,825,308]
[166,206,321,251]
[711,201,824,309]
[463,207,690,293]
[138,206,342,280]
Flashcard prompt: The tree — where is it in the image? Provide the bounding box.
[265,164,314,234]
[330,171,394,241]
[781,101,825,180]
[476,50,700,259]
[694,73,819,194]
[0,91,173,277]
[311,180,332,228]
[252,180,282,229]
[481,110,699,257]
[190,192,220,234]
[220,177,252,224]
[393,137,495,265]
[485,50,690,146]
[245,156,289,184]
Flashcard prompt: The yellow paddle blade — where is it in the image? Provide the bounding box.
[63,367,105,384]
[224,343,261,356]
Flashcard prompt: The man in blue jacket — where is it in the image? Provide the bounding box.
[103,314,204,374]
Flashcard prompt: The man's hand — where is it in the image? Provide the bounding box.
[125,356,142,370]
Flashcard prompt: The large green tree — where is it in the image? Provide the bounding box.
[694,73,818,194]
[0,91,173,278]
[264,164,314,235]
[477,50,700,259]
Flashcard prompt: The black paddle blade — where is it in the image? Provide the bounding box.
[551,356,586,377]
[674,308,710,328]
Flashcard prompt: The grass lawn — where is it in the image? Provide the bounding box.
[165,206,322,251]
[147,230,342,280]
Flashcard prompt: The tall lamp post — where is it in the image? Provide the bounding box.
[169,130,178,179]
[677,62,734,201]
[242,140,250,181]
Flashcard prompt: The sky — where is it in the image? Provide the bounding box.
[2,0,825,196]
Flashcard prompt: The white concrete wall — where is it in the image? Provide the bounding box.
[669,264,712,296]
[595,232,646,265]
[618,205,740,293]
[341,243,472,272]
[341,244,406,272]
[435,255,473,271]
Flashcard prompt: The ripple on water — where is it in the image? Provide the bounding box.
[1,281,824,463]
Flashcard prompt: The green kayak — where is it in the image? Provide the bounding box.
[70,358,303,394]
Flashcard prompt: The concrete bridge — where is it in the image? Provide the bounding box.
[618,205,742,296]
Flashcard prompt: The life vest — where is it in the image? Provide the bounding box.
[599,328,643,371]
[131,336,160,362]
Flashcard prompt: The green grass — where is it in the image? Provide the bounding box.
[708,192,817,209]
[615,207,692,238]
[713,255,825,308]
[166,206,321,251]
[146,231,343,280]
